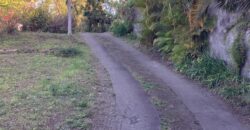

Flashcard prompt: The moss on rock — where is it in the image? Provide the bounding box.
[231,33,247,75]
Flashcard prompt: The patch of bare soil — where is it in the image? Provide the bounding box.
[90,56,120,130]
[0,48,45,54]
[0,48,72,56]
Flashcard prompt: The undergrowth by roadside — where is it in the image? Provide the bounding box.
[176,54,250,107]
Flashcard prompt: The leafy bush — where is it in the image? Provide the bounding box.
[83,1,113,33]
[176,55,238,87]
[153,31,174,54]
[171,44,188,64]
[24,8,49,32]
[130,0,250,106]
[118,0,136,23]
[2,18,17,34]
[110,20,133,36]
[222,84,250,99]
[140,28,156,45]
[0,11,18,34]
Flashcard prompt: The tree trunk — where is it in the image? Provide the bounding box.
[67,0,72,35]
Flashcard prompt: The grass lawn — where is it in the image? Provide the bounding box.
[0,33,96,130]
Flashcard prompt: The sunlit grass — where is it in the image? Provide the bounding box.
[0,32,95,129]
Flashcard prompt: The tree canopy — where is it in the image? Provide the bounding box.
[0,0,112,33]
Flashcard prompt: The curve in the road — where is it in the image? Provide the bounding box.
[82,33,250,130]
[82,33,161,130]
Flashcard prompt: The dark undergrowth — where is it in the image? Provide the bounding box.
[176,54,250,107]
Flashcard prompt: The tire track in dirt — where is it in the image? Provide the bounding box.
[82,33,160,130]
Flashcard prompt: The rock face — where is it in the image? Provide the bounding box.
[242,29,250,78]
[209,7,250,78]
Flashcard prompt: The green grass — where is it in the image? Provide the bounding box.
[0,32,95,130]
[176,55,250,106]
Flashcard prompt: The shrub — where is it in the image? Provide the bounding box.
[110,20,133,36]
[171,44,188,64]
[140,28,156,45]
[0,11,18,34]
[118,0,136,23]
[3,17,17,34]
[222,84,250,99]
[47,16,68,33]
[176,55,237,88]
[24,8,49,31]
[153,31,174,54]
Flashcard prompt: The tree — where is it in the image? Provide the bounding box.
[0,1,8,7]
[83,0,111,32]
[67,0,72,35]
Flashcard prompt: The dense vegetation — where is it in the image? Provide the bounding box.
[111,0,250,107]
[0,0,111,34]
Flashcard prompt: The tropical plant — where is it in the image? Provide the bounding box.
[25,8,50,31]
[216,0,250,11]
[153,31,174,54]
[110,19,133,36]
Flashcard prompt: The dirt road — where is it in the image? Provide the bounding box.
[81,33,249,130]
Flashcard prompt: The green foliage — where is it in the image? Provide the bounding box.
[176,55,237,87]
[84,11,112,32]
[139,0,163,44]
[118,0,136,23]
[110,20,133,36]
[175,53,250,104]
[149,22,168,33]
[161,1,188,27]
[222,84,250,99]
[48,82,83,97]
[50,48,82,58]
[134,0,145,7]
[118,0,250,105]
[24,8,49,32]
[153,31,174,54]
[83,0,111,32]
[171,45,188,64]
[66,112,90,129]
[140,28,156,45]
